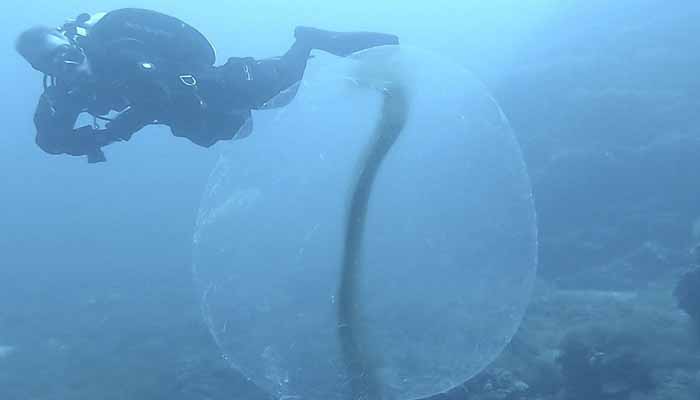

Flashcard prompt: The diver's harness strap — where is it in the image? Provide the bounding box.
[179,74,197,86]
[176,73,208,132]
[42,74,56,91]
[179,73,208,116]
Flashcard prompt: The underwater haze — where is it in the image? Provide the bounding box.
[2,1,700,399]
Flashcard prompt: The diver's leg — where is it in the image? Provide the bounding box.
[294,27,400,57]
[274,27,400,83]
[240,29,399,109]
[254,29,399,106]
[273,40,314,92]
[240,40,312,109]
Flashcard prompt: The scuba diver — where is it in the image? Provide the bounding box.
[15,8,399,163]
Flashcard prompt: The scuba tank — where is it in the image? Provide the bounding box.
[80,8,216,78]
[62,9,218,130]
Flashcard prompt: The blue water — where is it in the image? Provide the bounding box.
[2,1,700,399]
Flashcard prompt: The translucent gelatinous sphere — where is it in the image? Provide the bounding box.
[193,46,537,400]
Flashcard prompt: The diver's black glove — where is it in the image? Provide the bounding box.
[74,125,124,163]
[86,148,106,163]
[72,126,103,163]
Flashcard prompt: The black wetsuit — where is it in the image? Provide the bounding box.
[33,8,399,163]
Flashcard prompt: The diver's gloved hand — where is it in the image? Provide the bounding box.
[74,126,120,163]
[86,148,106,163]
[86,129,128,163]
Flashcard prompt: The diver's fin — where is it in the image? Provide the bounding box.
[294,26,399,57]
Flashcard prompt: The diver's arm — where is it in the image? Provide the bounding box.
[101,106,155,142]
[34,87,116,163]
